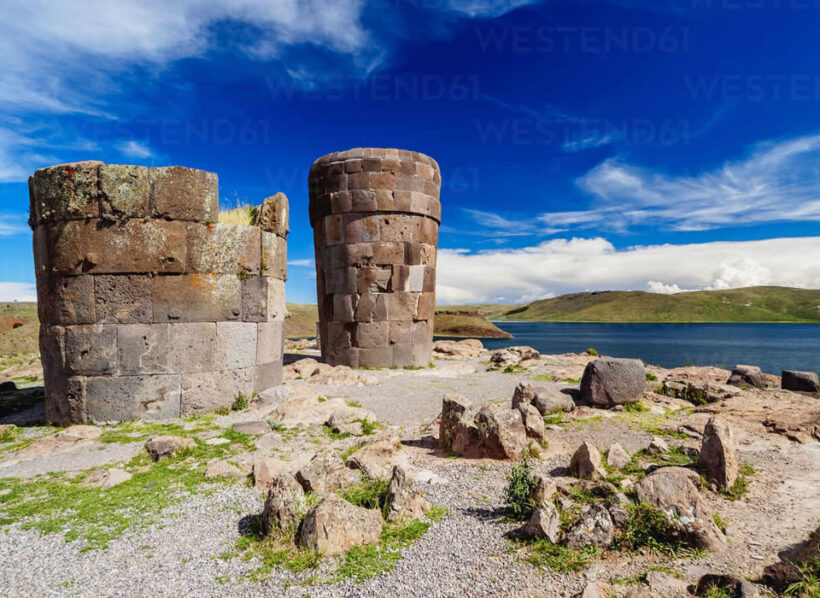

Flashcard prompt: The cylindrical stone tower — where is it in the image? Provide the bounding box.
[308,148,441,368]
[30,161,288,425]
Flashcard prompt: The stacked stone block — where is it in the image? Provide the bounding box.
[30,161,288,424]
[308,148,441,368]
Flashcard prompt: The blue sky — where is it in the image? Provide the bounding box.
[1,0,819,304]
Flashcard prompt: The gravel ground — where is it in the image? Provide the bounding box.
[1,354,818,597]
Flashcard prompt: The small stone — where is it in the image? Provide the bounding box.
[144,436,196,461]
[521,502,561,543]
[262,474,305,536]
[204,460,245,481]
[254,432,285,451]
[333,421,363,436]
[644,571,690,597]
[647,436,669,454]
[569,441,606,480]
[607,492,631,529]
[511,382,535,410]
[532,387,575,414]
[100,468,132,489]
[606,443,631,469]
[581,582,608,598]
[695,573,761,597]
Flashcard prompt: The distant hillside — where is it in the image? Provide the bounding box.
[0,303,39,356]
[433,310,512,338]
[285,303,319,338]
[496,287,820,323]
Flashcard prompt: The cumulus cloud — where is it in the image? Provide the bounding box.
[0,214,30,237]
[0,282,37,302]
[541,134,820,232]
[436,236,820,304]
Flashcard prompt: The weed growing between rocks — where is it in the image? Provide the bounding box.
[231,393,249,411]
[623,400,648,413]
[0,423,18,442]
[784,557,820,597]
[531,374,552,382]
[519,539,598,573]
[340,478,390,513]
[503,453,537,521]
[542,411,564,426]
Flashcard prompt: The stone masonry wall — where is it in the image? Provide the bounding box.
[30,161,288,425]
[308,148,441,368]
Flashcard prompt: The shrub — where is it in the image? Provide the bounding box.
[503,452,538,521]
[618,502,680,555]
[586,348,599,356]
[231,393,248,411]
[646,372,658,382]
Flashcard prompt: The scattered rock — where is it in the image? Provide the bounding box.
[763,525,820,591]
[580,358,646,407]
[432,339,484,358]
[296,452,360,494]
[781,369,820,393]
[283,358,380,386]
[333,421,363,436]
[384,465,430,522]
[2,425,102,466]
[529,473,557,505]
[345,431,404,480]
[511,382,536,410]
[254,432,286,451]
[439,395,528,460]
[232,421,271,435]
[700,417,738,490]
[144,435,195,462]
[253,457,289,489]
[606,443,631,469]
[695,573,761,597]
[533,388,575,414]
[636,466,727,552]
[204,460,245,481]
[727,364,768,389]
[607,492,631,528]
[647,436,670,454]
[521,502,561,542]
[564,504,614,549]
[298,494,383,555]
[644,571,691,597]
[518,403,546,443]
[268,393,376,428]
[580,583,608,598]
[490,349,518,367]
[262,474,305,536]
[0,380,17,392]
[569,441,606,480]
[86,467,132,489]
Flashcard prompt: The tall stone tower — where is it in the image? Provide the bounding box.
[30,161,288,424]
[308,148,441,368]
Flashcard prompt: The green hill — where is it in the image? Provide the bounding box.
[496,286,820,323]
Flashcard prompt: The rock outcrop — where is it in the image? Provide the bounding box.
[564,504,614,549]
[580,358,645,407]
[636,466,727,552]
[569,441,606,480]
[298,494,383,555]
[296,452,360,494]
[727,364,768,388]
[433,339,484,358]
[384,465,430,522]
[345,431,404,480]
[606,443,631,470]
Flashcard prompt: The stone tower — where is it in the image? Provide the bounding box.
[30,161,288,424]
[308,148,441,368]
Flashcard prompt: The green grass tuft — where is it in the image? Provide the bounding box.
[340,478,390,512]
[231,393,248,411]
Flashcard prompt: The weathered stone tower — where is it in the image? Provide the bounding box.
[30,161,288,425]
[308,148,441,368]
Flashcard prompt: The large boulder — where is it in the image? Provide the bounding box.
[564,504,614,549]
[262,474,305,535]
[345,431,404,480]
[439,395,528,460]
[636,467,727,552]
[580,358,645,407]
[727,364,768,388]
[569,441,606,480]
[700,417,738,490]
[295,452,360,494]
[781,370,820,393]
[383,465,430,522]
[521,502,561,542]
[298,494,383,555]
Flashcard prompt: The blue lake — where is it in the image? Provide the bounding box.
[456,322,820,375]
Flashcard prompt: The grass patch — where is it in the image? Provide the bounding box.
[586,348,599,356]
[519,539,598,573]
[616,502,701,557]
[232,514,322,582]
[531,374,552,382]
[0,424,18,443]
[502,364,524,374]
[340,442,365,462]
[231,393,249,411]
[645,372,658,382]
[0,387,44,418]
[322,425,351,440]
[0,437,240,551]
[427,504,449,522]
[358,417,378,435]
[99,419,218,444]
[713,513,727,534]
[340,478,390,512]
[721,474,750,501]
[784,556,820,597]
[563,377,582,384]
[345,399,363,408]
[700,584,734,598]
[623,400,648,413]
[503,452,537,521]
[542,412,564,426]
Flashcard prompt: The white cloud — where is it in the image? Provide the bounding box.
[436,236,820,304]
[443,0,540,17]
[0,282,37,302]
[546,134,820,232]
[288,259,314,267]
[118,140,154,159]
[0,214,29,237]
[646,281,686,294]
